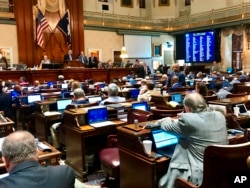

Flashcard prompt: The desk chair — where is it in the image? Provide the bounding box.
[174,142,250,188]
[151,108,183,119]
[99,109,153,187]
[203,95,217,103]
[150,95,168,106]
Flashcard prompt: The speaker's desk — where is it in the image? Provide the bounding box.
[117,123,170,188]
[62,108,126,182]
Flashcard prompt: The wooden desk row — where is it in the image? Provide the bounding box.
[0,68,135,84]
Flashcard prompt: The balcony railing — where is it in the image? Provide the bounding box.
[1,2,250,32]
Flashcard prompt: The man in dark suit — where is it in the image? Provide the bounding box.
[63,49,73,61]
[0,131,75,188]
[167,75,183,93]
[78,50,88,66]
[88,53,98,68]
[0,85,15,122]
[0,52,8,68]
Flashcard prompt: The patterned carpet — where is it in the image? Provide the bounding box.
[75,170,106,188]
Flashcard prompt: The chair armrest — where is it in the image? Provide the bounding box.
[174,178,199,188]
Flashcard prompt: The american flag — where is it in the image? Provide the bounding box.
[36,9,49,48]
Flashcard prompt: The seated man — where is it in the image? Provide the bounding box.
[0,131,75,188]
[100,83,126,105]
[167,75,183,93]
[213,81,231,99]
[72,88,88,104]
[156,93,228,188]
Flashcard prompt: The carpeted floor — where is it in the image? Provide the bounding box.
[75,170,106,188]
[59,160,106,188]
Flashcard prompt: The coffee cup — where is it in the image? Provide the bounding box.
[143,140,152,155]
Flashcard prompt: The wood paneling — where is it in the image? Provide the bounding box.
[13,0,84,67]
[0,68,135,83]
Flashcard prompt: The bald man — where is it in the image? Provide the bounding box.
[167,75,183,93]
[0,131,75,188]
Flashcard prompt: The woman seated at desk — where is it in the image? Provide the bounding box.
[39,55,51,70]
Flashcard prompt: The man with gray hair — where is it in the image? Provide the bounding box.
[157,93,228,188]
[100,83,126,105]
[0,131,75,188]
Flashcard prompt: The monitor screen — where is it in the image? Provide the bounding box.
[130,89,140,99]
[151,129,178,149]
[27,94,41,104]
[42,64,54,69]
[61,91,72,99]
[11,91,20,98]
[56,99,72,111]
[132,102,149,111]
[185,30,215,63]
[88,96,102,103]
[171,93,183,104]
[61,83,68,89]
[88,107,108,124]
[47,81,55,88]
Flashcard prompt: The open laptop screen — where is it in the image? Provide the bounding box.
[236,104,248,115]
[130,89,140,99]
[57,99,72,111]
[27,94,42,104]
[171,93,183,104]
[88,107,108,124]
[151,129,178,149]
[88,96,102,103]
[132,102,149,111]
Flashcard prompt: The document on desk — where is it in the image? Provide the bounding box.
[43,111,62,116]
[90,121,115,128]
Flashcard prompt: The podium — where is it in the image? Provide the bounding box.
[64,60,86,68]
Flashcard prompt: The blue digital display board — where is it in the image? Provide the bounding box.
[185,30,215,63]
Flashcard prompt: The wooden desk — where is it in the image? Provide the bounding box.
[62,109,126,182]
[0,141,61,174]
[117,123,170,188]
[117,121,247,188]
[64,60,85,68]
[0,118,14,138]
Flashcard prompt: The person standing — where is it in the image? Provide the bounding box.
[0,52,8,68]
[64,49,73,61]
[78,51,88,66]
[167,63,185,87]
[0,131,75,188]
[156,93,228,188]
[88,53,98,68]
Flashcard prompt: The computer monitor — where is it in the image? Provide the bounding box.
[42,64,54,69]
[61,83,68,90]
[88,107,108,124]
[171,93,183,104]
[27,94,42,105]
[47,81,55,88]
[130,89,140,99]
[132,102,149,111]
[56,99,72,111]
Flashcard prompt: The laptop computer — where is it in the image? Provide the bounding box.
[171,93,183,104]
[235,104,250,116]
[61,83,68,90]
[88,107,115,128]
[27,94,42,105]
[130,89,140,100]
[88,96,102,103]
[56,99,72,112]
[151,128,178,157]
[132,102,149,111]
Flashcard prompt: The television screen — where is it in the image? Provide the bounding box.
[185,30,215,63]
